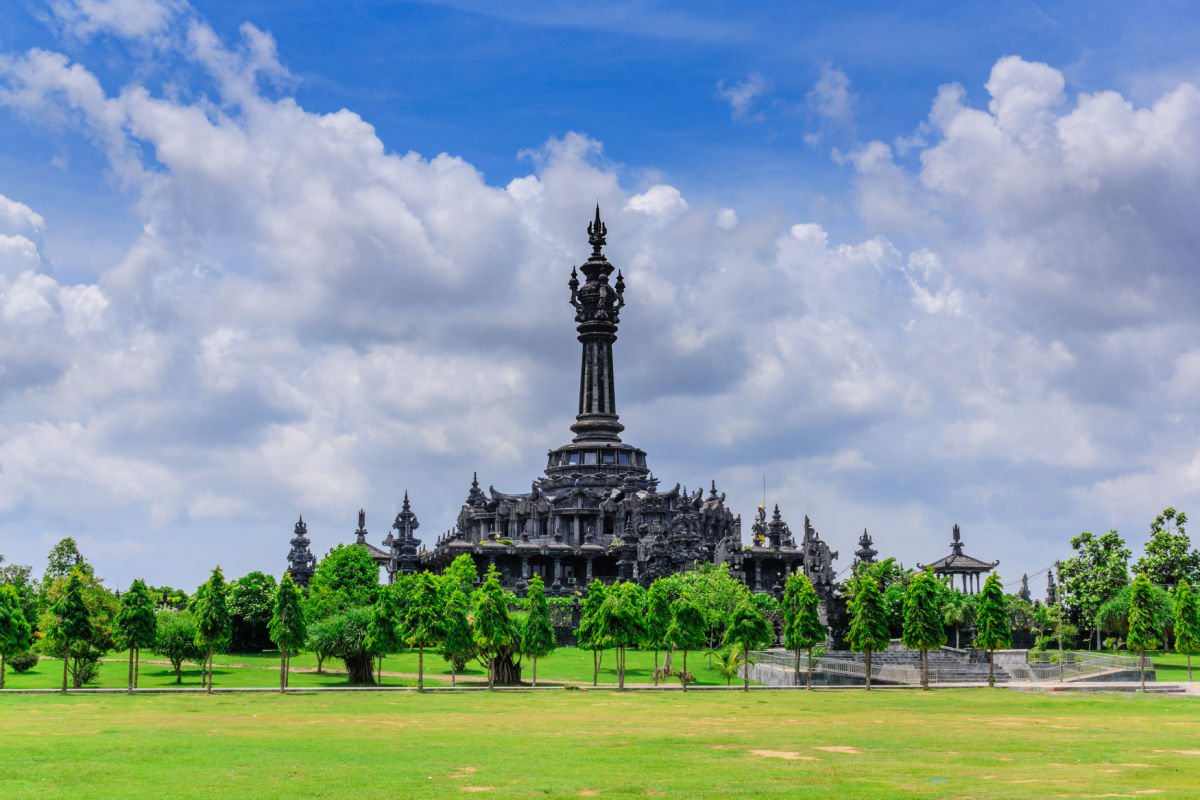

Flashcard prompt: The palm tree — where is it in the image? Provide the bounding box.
[708,645,746,687]
[942,591,975,649]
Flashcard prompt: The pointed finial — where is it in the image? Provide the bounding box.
[587,205,607,257]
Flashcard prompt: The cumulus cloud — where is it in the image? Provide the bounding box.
[0,13,1197,590]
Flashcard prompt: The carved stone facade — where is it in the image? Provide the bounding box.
[286,515,316,588]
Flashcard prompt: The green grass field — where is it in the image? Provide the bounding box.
[2,689,1198,798]
[1,646,736,690]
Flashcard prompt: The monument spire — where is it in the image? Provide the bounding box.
[568,207,625,442]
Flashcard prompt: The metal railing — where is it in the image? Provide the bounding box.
[1025,651,1150,680]
[752,650,924,685]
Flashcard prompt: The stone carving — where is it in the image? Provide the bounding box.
[286,515,316,588]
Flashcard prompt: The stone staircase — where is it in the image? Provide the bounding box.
[826,645,1012,684]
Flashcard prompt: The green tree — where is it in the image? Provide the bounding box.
[194,567,232,694]
[0,562,40,631]
[782,572,826,689]
[1095,582,1173,643]
[365,584,404,686]
[973,573,1011,687]
[644,578,672,685]
[439,553,479,599]
[152,610,203,683]
[473,566,517,689]
[227,571,277,653]
[439,588,474,686]
[304,544,380,621]
[42,537,92,589]
[575,579,610,686]
[520,575,556,687]
[941,589,975,649]
[52,569,93,692]
[708,644,747,686]
[405,572,444,691]
[846,572,890,690]
[665,591,706,692]
[1058,530,1131,649]
[268,572,306,691]
[595,581,647,690]
[1173,579,1200,682]
[115,578,157,692]
[1127,573,1160,693]
[0,583,32,690]
[902,569,947,689]
[723,601,774,691]
[676,563,752,651]
[305,606,376,684]
[1132,507,1198,588]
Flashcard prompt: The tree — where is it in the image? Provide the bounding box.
[228,571,277,653]
[268,573,306,691]
[1133,507,1199,588]
[439,589,474,686]
[366,584,404,686]
[1127,573,1160,693]
[973,573,1011,687]
[902,569,947,689]
[194,567,231,694]
[52,569,93,692]
[723,601,774,691]
[0,561,40,631]
[1058,530,1131,649]
[520,575,556,687]
[115,579,157,692]
[575,579,610,686]
[595,582,647,690]
[846,572,890,690]
[439,553,479,599]
[644,579,672,685]
[43,537,92,587]
[1174,579,1200,682]
[40,567,115,689]
[665,592,706,692]
[941,590,975,649]
[676,563,752,653]
[152,610,203,683]
[708,644,747,687]
[782,572,825,689]
[1096,582,1173,644]
[473,566,517,689]
[0,583,32,690]
[305,606,376,684]
[404,572,444,691]
[304,544,380,622]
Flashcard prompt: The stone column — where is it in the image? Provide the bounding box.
[521,556,530,579]
[586,557,594,582]
[754,560,762,592]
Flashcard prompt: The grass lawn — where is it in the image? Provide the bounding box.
[2,689,1199,798]
[2,646,734,690]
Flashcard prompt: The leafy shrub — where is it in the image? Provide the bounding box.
[9,651,38,673]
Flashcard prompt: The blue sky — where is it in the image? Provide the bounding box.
[1,0,1199,590]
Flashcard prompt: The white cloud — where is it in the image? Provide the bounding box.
[807,63,856,127]
[715,207,737,230]
[716,73,768,121]
[626,184,689,219]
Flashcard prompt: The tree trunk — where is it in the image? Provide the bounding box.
[488,658,494,691]
[490,650,522,686]
[618,647,625,691]
[532,655,538,687]
[62,642,69,692]
[1140,649,1146,693]
[450,663,456,687]
[682,650,689,693]
[134,648,141,689]
[743,654,750,692]
[807,646,814,690]
[128,647,135,693]
[664,646,673,674]
[316,653,324,673]
[418,646,424,692]
[865,648,872,690]
[280,651,287,692]
[956,627,960,649]
[344,652,375,685]
[592,650,598,686]
[988,650,995,688]
[794,648,801,687]
[173,660,182,683]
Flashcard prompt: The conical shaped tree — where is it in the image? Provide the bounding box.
[194,567,231,694]
[1127,573,1160,692]
[53,569,93,692]
[439,589,473,686]
[575,579,610,686]
[783,573,826,689]
[115,578,157,693]
[268,572,306,691]
[520,575,556,687]
[665,592,705,692]
[902,569,947,689]
[846,573,890,690]
[366,584,404,686]
[0,583,32,690]
[1174,579,1200,682]
[405,572,444,691]
[472,566,514,690]
[724,601,774,691]
[973,573,1010,687]
[644,579,672,685]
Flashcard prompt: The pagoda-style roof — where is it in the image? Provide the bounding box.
[918,524,998,574]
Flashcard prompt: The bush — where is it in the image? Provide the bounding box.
[9,651,38,673]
